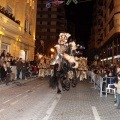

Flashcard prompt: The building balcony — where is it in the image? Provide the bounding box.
[0,13,23,38]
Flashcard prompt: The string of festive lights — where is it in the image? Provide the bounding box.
[46,0,92,8]
[46,0,64,8]
[76,44,85,55]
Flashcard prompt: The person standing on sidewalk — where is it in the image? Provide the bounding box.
[21,60,27,80]
[1,62,10,85]
[16,58,23,80]
[1,50,7,57]
[114,74,120,109]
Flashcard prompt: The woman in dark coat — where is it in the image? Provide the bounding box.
[1,62,10,85]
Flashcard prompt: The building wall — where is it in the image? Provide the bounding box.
[67,21,75,39]
[0,0,37,61]
[90,0,120,65]
[35,0,67,55]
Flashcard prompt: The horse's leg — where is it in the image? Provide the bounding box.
[56,81,61,94]
[71,69,77,87]
[56,73,61,94]
[60,77,66,91]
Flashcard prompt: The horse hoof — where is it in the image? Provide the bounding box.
[62,88,66,91]
[72,84,76,88]
[57,90,61,94]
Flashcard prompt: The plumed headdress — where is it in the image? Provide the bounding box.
[58,33,71,44]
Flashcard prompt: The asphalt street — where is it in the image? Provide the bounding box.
[0,77,120,120]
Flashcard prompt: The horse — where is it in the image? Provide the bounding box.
[49,41,77,93]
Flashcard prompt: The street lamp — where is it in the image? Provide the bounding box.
[50,48,55,59]
[94,55,99,66]
[50,48,55,53]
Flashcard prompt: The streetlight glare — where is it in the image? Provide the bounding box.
[50,48,55,52]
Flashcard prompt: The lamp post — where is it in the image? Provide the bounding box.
[94,55,99,66]
[50,48,55,52]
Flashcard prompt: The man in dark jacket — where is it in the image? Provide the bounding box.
[16,58,23,80]
[21,60,27,80]
[1,50,6,57]
[6,62,15,81]
[1,62,10,85]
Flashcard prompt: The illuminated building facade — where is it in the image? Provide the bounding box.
[90,0,120,65]
[0,0,37,60]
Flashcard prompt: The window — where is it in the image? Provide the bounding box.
[104,0,106,8]
[47,29,50,32]
[29,24,32,35]
[104,14,106,22]
[48,14,51,18]
[24,50,28,61]
[50,29,56,32]
[6,5,12,14]
[47,22,51,25]
[1,43,9,54]
[109,17,114,31]
[109,0,114,14]
[24,19,28,32]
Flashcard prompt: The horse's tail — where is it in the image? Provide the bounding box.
[49,75,58,89]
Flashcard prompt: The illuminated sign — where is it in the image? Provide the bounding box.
[46,0,91,8]
[66,0,78,5]
[46,0,64,8]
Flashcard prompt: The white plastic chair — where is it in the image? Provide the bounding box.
[106,77,116,98]
[106,84,116,98]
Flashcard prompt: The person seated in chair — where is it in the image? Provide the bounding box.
[107,70,115,88]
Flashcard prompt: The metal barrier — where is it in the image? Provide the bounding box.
[87,71,111,97]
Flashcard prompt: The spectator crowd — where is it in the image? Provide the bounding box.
[0,50,39,85]
[0,50,54,86]
[0,5,20,25]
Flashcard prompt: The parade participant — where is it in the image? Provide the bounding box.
[49,32,78,93]
[38,56,45,79]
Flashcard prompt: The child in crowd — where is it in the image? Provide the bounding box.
[114,73,120,109]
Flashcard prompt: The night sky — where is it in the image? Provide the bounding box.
[65,0,94,46]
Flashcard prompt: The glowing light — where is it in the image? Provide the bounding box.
[50,48,55,52]
[0,31,5,35]
[16,38,18,41]
[46,0,64,8]
[3,18,8,23]
[66,0,78,5]
[18,27,21,31]
[27,0,29,3]
[32,1,34,9]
